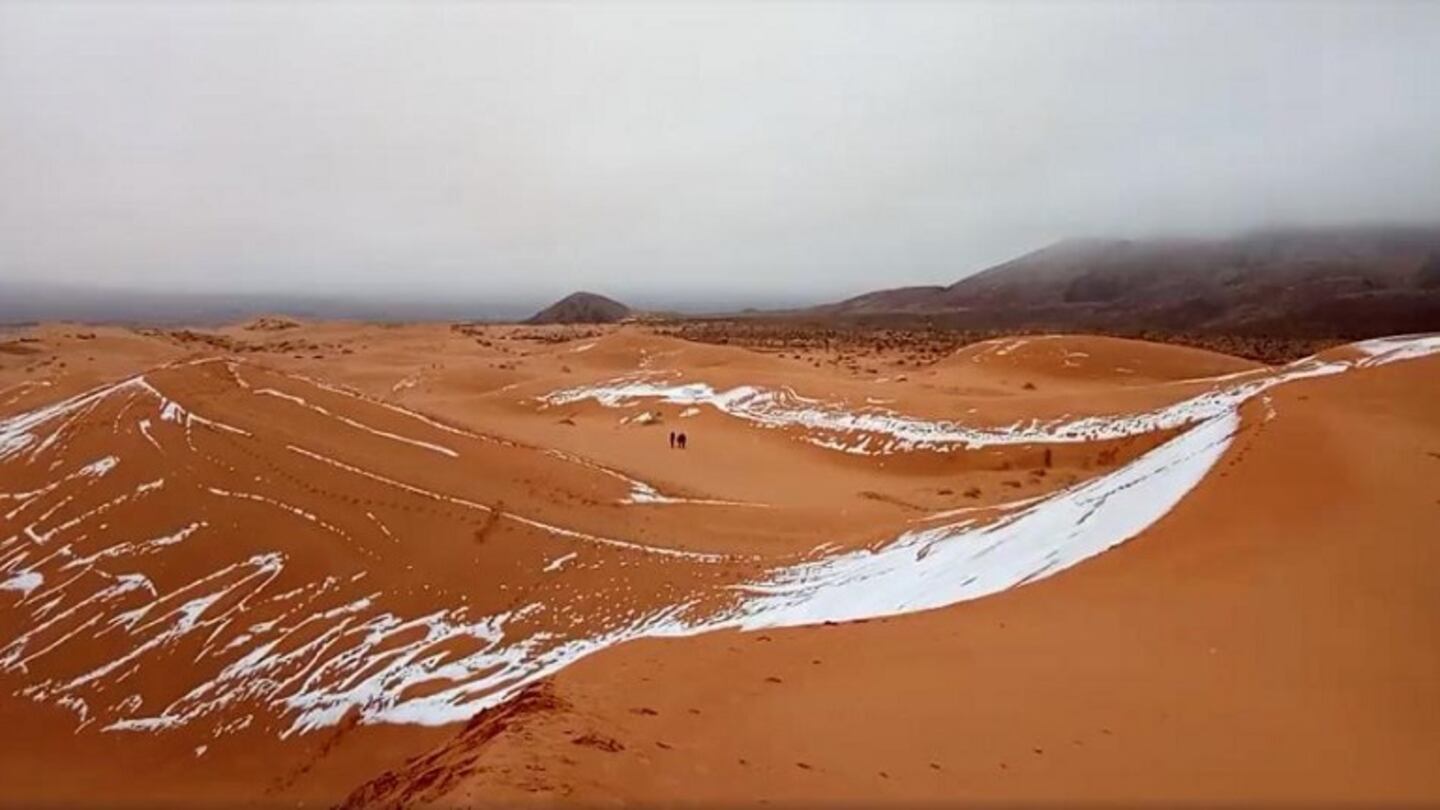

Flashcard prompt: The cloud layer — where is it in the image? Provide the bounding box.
[3,1,1438,307]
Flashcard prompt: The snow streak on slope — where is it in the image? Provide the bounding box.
[253,387,458,457]
[726,410,1235,626]
[1352,334,1440,366]
[540,447,760,507]
[0,362,740,739]
[539,349,1393,454]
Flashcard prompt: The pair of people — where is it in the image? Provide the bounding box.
[668,430,688,449]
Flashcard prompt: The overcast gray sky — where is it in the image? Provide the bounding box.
[2,1,1438,308]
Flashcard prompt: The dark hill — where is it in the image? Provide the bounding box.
[525,292,632,325]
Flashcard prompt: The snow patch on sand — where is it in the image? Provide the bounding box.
[543,552,578,572]
[728,410,1235,626]
[1,570,43,595]
[1353,334,1440,366]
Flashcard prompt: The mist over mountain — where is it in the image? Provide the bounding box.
[809,224,1440,337]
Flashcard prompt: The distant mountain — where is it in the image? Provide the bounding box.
[812,225,1440,337]
[813,285,946,315]
[525,292,632,325]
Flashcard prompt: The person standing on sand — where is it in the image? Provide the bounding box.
[669,430,676,449]
[677,432,687,450]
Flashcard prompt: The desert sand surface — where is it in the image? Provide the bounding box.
[2,319,1438,806]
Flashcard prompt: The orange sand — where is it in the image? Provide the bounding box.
[1,319,1436,806]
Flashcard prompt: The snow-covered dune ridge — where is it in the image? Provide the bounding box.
[727,410,1235,627]
[540,335,1440,455]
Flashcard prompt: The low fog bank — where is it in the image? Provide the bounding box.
[0,281,819,325]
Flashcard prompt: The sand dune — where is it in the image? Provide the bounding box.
[342,338,1440,806]
[1,322,1437,805]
